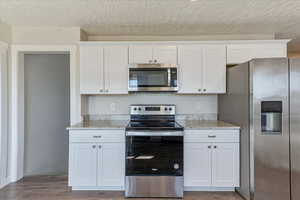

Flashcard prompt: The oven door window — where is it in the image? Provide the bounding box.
[129,68,177,88]
[126,136,183,176]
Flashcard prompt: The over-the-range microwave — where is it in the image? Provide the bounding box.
[128,64,178,92]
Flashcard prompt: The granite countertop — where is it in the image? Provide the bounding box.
[67,119,239,130]
[67,120,129,130]
[177,120,240,130]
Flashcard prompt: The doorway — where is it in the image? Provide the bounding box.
[23,54,70,176]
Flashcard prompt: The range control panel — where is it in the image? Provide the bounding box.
[130,104,176,115]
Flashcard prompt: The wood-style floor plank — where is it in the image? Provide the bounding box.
[0,176,243,200]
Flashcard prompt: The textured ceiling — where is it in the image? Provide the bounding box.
[0,0,300,51]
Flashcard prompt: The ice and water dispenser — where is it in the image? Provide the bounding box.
[261,101,282,135]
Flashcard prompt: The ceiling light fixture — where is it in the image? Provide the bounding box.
[190,0,198,2]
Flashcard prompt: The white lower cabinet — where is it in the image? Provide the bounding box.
[211,143,239,187]
[70,143,98,187]
[69,130,125,190]
[184,130,240,190]
[98,143,125,187]
[184,143,212,187]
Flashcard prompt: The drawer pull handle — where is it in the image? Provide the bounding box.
[214,145,217,149]
[93,136,102,138]
[208,135,216,138]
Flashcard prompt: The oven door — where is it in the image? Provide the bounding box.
[128,67,178,92]
[126,133,183,176]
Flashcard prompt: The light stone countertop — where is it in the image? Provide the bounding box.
[177,120,240,130]
[67,119,239,131]
[67,120,129,130]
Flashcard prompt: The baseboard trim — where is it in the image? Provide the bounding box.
[71,186,235,192]
[184,186,235,191]
[72,186,124,191]
[0,178,10,189]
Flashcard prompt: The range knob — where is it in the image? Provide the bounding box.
[169,107,172,111]
[138,107,142,111]
[164,107,168,111]
[133,107,137,111]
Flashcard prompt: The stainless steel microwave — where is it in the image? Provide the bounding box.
[128,64,178,92]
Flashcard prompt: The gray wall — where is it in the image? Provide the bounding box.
[24,54,70,176]
[86,94,218,116]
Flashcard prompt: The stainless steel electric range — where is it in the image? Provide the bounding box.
[125,104,184,198]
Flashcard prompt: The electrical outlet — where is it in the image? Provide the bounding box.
[110,102,116,111]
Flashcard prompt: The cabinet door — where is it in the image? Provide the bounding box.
[98,143,125,187]
[153,45,177,64]
[129,45,153,64]
[178,45,203,94]
[80,45,104,94]
[104,45,128,94]
[211,143,239,187]
[227,44,287,64]
[184,143,212,187]
[69,143,97,186]
[202,45,226,93]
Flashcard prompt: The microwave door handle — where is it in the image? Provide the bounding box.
[168,68,171,87]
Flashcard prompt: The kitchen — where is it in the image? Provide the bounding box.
[1,1,300,200]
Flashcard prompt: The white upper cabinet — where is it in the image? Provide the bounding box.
[80,45,104,94]
[202,45,226,93]
[153,45,177,64]
[104,45,128,94]
[129,45,153,64]
[178,45,203,93]
[227,43,287,64]
[129,45,177,64]
[178,45,226,94]
[211,143,240,187]
[79,44,128,94]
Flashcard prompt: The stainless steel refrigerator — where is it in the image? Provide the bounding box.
[219,58,300,200]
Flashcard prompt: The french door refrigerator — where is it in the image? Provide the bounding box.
[218,58,300,200]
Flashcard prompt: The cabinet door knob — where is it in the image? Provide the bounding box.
[92,145,96,149]
[99,89,103,92]
[208,145,211,149]
[198,89,202,92]
[154,59,157,63]
[214,145,217,149]
[203,89,207,92]
[99,145,102,149]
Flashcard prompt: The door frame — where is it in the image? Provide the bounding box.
[10,44,80,183]
[0,41,8,188]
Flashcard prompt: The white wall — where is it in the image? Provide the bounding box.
[0,22,11,43]
[12,27,81,44]
[86,94,217,117]
[23,54,70,176]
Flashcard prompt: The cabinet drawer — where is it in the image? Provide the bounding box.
[184,130,239,143]
[69,130,125,143]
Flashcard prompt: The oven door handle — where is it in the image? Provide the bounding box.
[126,131,184,136]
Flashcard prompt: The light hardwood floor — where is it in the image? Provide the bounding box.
[0,176,243,200]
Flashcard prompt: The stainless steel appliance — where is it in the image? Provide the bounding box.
[125,104,184,198]
[218,58,300,200]
[128,64,178,92]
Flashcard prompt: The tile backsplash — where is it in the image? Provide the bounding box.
[83,93,218,119]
